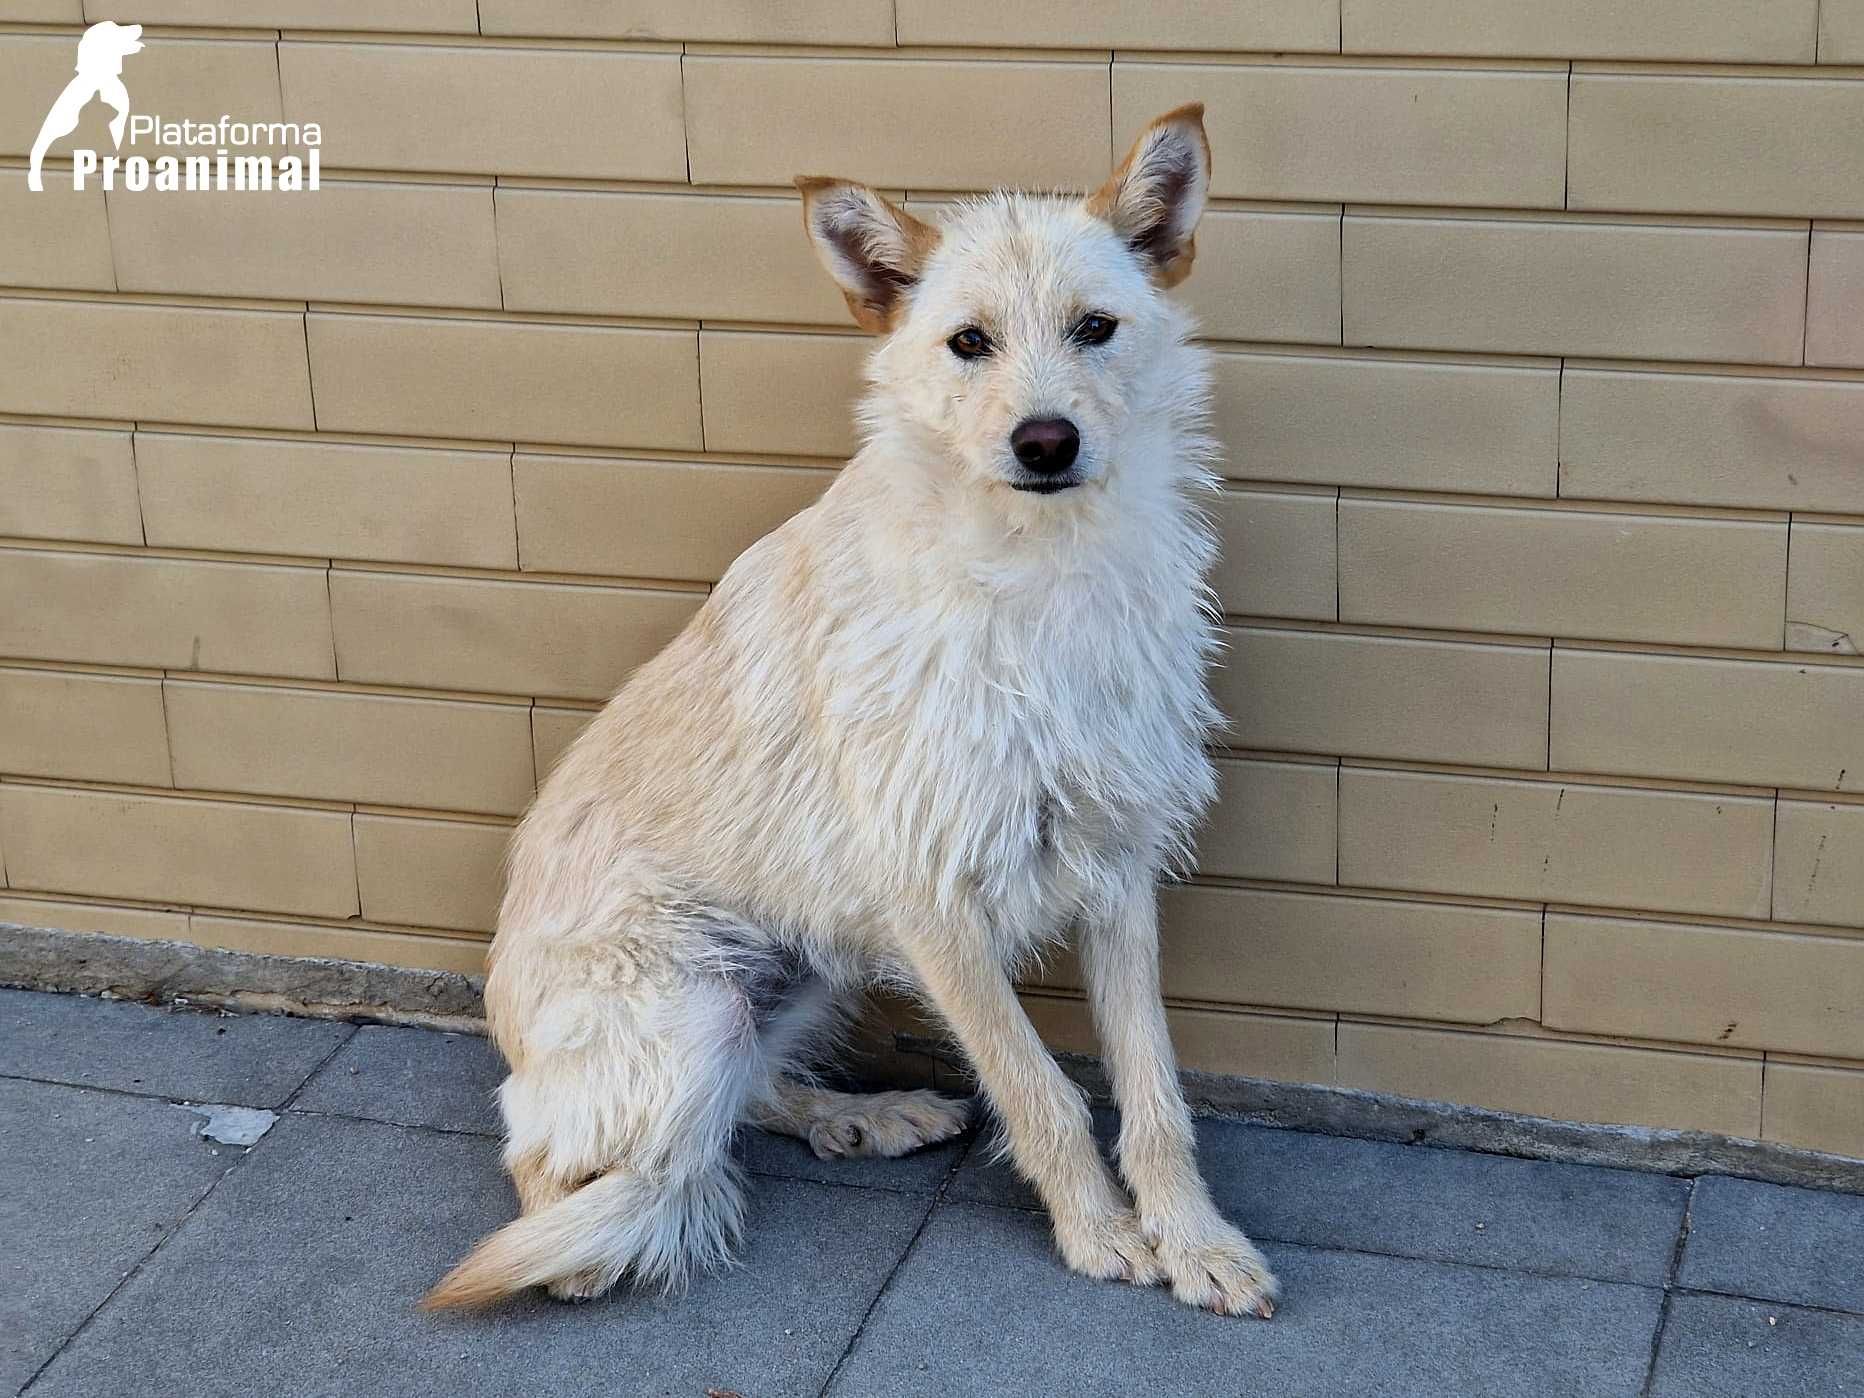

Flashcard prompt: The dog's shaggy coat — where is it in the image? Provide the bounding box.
[424,104,1278,1319]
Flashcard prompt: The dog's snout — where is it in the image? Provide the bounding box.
[1010,418,1080,474]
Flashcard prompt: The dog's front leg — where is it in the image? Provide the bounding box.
[1080,887,1279,1318]
[902,929,1163,1288]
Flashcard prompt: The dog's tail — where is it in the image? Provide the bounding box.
[420,1161,744,1310]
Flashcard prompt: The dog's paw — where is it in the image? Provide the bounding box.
[1151,1221,1279,1319]
[806,1090,970,1160]
[1053,1206,1166,1287]
[546,1268,612,1304]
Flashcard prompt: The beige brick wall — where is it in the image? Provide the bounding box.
[2,6,1860,1159]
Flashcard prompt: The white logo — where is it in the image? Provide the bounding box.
[28,20,322,194]
[29,20,141,191]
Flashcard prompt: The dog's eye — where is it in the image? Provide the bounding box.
[1071,314,1118,347]
[947,326,993,360]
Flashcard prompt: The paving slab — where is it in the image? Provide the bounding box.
[0,1078,237,1397]
[954,1112,1688,1284]
[1650,1292,1864,1398]
[826,1199,1664,1398]
[26,1112,932,1398]
[293,1024,505,1135]
[0,989,350,1108]
[1679,1174,1864,1314]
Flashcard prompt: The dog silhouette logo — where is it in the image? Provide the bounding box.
[29,20,144,192]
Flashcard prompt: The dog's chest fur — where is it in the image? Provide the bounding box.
[801,491,1219,943]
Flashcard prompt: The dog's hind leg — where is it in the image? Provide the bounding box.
[738,971,971,1161]
[426,962,762,1309]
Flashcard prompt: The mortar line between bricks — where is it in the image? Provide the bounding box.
[814,1145,969,1396]
[16,1129,274,1396]
[1639,1175,1697,1398]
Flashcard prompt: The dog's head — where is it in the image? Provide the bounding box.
[76,21,144,77]
[798,104,1212,501]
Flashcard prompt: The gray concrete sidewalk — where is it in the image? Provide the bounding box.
[3,987,1860,1398]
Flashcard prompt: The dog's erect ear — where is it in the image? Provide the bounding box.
[795,178,940,333]
[1087,103,1212,289]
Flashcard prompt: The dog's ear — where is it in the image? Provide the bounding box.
[795,178,940,333]
[1087,103,1211,289]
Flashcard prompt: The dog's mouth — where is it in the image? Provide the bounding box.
[1009,475,1083,495]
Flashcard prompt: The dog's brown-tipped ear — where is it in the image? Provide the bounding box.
[1087,103,1212,289]
[796,177,940,333]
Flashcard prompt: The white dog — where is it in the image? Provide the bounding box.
[29,21,143,192]
[425,103,1278,1320]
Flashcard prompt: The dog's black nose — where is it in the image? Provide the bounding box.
[1010,418,1080,474]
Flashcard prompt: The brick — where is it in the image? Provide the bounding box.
[136,432,518,569]
[685,55,1109,190]
[0,895,189,943]
[1213,627,1550,768]
[1545,913,1864,1059]
[0,298,313,430]
[353,814,507,932]
[1337,1020,1762,1137]
[129,0,477,30]
[1338,498,1788,648]
[1340,768,1775,918]
[1344,0,1819,62]
[899,0,1337,51]
[1021,993,1337,1084]
[1763,1062,1864,1158]
[306,313,701,451]
[497,190,849,326]
[1197,758,1336,884]
[330,569,700,701]
[1772,802,1864,929]
[1176,207,1340,344]
[1552,649,1864,794]
[1344,214,1809,364]
[165,680,536,815]
[1115,62,1567,207]
[1,35,285,165]
[110,180,500,309]
[482,0,893,44]
[186,914,489,977]
[0,169,111,292]
[0,785,357,918]
[515,454,830,581]
[0,670,170,787]
[1560,368,1864,515]
[1211,350,1557,494]
[1826,0,1864,63]
[532,706,595,781]
[1209,488,1336,621]
[0,548,334,679]
[1155,885,1542,1024]
[1570,72,1864,218]
[1807,229,1864,367]
[0,425,140,546]
[700,332,867,458]
[279,42,684,181]
[1787,523,1864,657]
